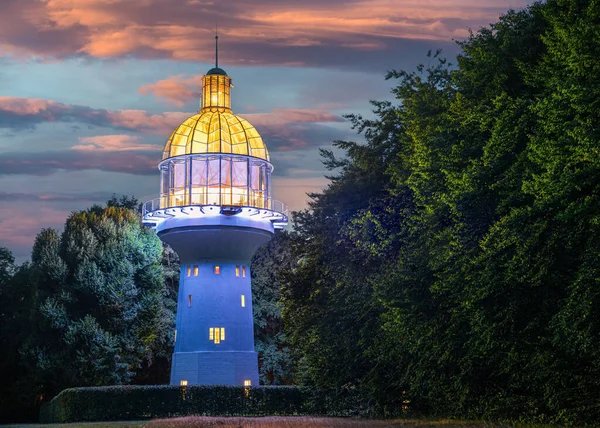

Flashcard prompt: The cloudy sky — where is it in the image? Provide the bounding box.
[0,0,528,262]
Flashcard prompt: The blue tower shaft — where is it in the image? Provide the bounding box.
[171,262,258,385]
[158,220,272,386]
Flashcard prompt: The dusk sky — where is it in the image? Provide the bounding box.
[0,0,529,262]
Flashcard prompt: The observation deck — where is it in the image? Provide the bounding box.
[142,193,288,230]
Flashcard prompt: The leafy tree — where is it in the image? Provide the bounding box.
[0,251,39,422]
[27,206,173,398]
[281,0,600,422]
[251,231,297,385]
[0,247,13,285]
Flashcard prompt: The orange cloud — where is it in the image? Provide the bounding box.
[139,75,202,107]
[72,135,162,151]
[242,108,344,126]
[0,0,530,65]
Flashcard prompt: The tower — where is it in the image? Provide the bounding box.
[142,37,287,386]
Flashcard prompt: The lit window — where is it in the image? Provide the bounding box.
[244,380,251,386]
[241,295,245,307]
[186,266,191,277]
[180,380,188,386]
[193,265,199,276]
[214,266,220,275]
[188,295,192,307]
[236,266,240,277]
[209,327,225,344]
[242,266,246,277]
[174,330,177,343]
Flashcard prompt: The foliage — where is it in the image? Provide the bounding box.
[0,253,40,422]
[252,231,297,385]
[0,246,14,285]
[281,0,600,424]
[39,385,378,423]
[0,202,175,422]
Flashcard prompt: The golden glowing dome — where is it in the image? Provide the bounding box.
[163,111,269,161]
[162,67,269,161]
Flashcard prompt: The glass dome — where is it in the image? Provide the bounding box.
[163,111,269,161]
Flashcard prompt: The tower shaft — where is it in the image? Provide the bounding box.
[159,218,272,386]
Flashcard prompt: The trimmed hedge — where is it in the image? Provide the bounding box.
[39,385,386,423]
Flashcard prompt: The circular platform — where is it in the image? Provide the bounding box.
[142,198,288,230]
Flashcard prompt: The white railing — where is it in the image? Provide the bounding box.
[143,192,288,218]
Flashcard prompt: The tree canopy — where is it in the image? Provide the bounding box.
[281,0,600,423]
[0,203,174,422]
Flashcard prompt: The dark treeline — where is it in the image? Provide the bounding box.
[0,196,294,422]
[281,0,600,423]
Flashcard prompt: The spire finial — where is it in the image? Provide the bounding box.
[215,20,219,68]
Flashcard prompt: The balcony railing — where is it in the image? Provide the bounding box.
[142,192,288,229]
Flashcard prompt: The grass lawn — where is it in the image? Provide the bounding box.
[147,416,484,427]
[2,417,483,428]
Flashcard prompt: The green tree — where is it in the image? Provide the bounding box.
[251,230,297,385]
[0,251,40,422]
[0,247,13,285]
[281,0,600,422]
[28,206,172,398]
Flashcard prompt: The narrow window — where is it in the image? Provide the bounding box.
[193,265,199,276]
[242,266,246,277]
[186,266,191,277]
[214,265,220,275]
[241,295,245,307]
[180,380,188,386]
[174,329,177,343]
[209,328,214,340]
[214,328,221,344]
[244,380,251,386]
[236,265,240,277]
[188,295,192,307]
[220,327,225,341]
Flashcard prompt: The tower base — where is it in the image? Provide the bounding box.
[170,351,259,386]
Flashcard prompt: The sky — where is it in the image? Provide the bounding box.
[0,0,529,263]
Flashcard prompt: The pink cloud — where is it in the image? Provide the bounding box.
[0,0,530,66]
[103,110,189,134]
[72,135,162,151]
[0,96,187,134]
[138,75,202,107]
[0,96,346,153]
[0,204,71,260]
[242,108,344,126]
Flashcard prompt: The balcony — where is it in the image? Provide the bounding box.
[142,191,288,230]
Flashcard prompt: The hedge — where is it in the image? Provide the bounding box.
[39,385,392,423]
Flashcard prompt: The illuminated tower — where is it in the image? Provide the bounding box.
[143,35,287,386]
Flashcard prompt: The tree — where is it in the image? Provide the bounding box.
[0,250,39,422]
[27,206,173,398]
[251,230,297,385]
[281,0,600,422]
[0,247,13,285]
